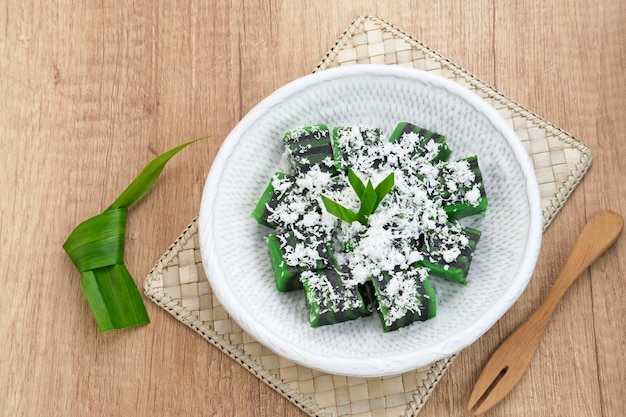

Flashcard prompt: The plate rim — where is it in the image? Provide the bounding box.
[198,64,543,377]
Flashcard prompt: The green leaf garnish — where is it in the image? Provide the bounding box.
[110,140,204,210]
[357,179,377,224]
[321,170,394,225]
[348,169,366,198]
[63,137,207,332]
[373,171,395,212]
[321,194,360,224]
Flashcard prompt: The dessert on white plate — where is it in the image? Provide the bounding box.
[199,65,542,377]
[253,122,487,333]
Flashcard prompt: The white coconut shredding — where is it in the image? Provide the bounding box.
[264,125,483,327]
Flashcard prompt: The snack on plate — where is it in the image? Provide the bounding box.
[252,122,488,332]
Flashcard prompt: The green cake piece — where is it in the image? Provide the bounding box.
[267,230,333,292]
[388,122,452,162]
[251,172,295,228]
[419,226,481,285]
[283,124,334,173]
[302,268,373,327]
[369,270,437,332]
[438,155,488,220]
[331,126,386,173]
[267,233,302,292]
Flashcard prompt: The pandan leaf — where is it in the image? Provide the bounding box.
[357,180,378,224]
[321,194,360,224]
[322,170,395,226]
[110,138,206,209]
[63,137,207,332]
[348,169,366,198]
[373,172,395,212]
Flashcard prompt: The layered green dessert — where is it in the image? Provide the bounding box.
[252,122,488,332]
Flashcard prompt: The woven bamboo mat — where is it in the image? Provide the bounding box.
[144,15,592,417]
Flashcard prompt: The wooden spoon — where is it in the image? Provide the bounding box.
[467,210,623,415]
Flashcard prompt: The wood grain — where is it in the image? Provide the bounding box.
[467,211,623,415]
[1,1,624,417]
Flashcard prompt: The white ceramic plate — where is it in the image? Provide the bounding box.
[199,65,543,377]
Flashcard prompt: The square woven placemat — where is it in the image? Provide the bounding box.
[144,15,592,417]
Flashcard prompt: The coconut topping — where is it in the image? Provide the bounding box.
[263,125,485,326]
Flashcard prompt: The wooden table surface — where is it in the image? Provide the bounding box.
[1,1,625,416]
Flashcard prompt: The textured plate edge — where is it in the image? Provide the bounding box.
[199,63,544,376]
